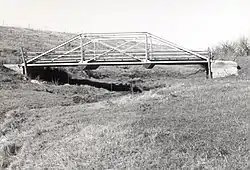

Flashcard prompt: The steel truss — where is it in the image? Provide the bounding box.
[21,32,212,78]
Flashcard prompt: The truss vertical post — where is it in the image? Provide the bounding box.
[145,33,149,61]
[94,41,96,58]
[149,35,153,60]
[80,34,84,62]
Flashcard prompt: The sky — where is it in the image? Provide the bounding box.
[1,0,250,49]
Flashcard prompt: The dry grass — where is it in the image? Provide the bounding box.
[0,26,250,169]
[0,26,75,64]
[0,77,249,169]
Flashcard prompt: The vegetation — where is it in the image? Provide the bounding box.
[0,26,249,169]
[1,74,249,169]
[0,26,74,64]
[212,36,250,60]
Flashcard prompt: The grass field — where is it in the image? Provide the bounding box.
[0,26,74,64]
[0,26,250,169]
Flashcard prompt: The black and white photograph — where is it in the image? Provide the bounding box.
[0,0,249,169]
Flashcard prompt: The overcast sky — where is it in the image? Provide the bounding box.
[1,0,250,49]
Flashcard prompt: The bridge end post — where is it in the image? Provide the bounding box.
[20,47,28,77]
[206,48,213,79]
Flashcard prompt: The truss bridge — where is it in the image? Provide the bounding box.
[21,32,212,78]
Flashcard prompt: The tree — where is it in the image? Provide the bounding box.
[237,36,250,56]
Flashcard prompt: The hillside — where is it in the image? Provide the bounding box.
[0,26,75,64]
[1,73,249,169]
[0,26,249,169]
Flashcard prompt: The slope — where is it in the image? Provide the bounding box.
[0,26,74,64]
[0,78,249,169]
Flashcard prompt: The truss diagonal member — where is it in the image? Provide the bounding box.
[51,40,92,61]
[26,34,82,64]
[124,41,143,51]
[51,45,80,61]
[148,33,208,60]
[85,40,136,62]
[85,41,142,53]
[94,40,143,62]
